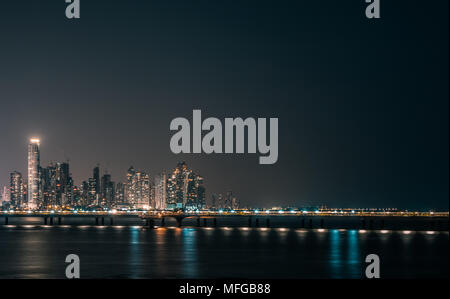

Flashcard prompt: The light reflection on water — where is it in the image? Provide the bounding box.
[182,228,198,278]
[0,224,447,279]
[347,230,360,278]
[129,227,141,279]
[329,229,342,278]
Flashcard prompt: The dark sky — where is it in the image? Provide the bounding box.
[0,0,448,210]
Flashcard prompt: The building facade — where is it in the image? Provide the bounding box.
[27,138,41,209]
[125,166,151,209]
[166,162,205,211]
[10,171,25,208]
[154,173,167,210]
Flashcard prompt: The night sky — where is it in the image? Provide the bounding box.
[0,0,448,210]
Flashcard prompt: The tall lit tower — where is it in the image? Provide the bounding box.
[27,138,41,210]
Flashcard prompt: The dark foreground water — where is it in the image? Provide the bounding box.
[0,220,448,279]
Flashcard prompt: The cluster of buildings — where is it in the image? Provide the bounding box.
[0,138,212,211]
[211,191,240,210]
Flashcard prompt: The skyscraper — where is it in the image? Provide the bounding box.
[80,181,89,207]
[59,162,72,207]
[211,194,217,210]
[125,166,151,210]
[41,162,73,208]
[225,191,233,210]
[196,176,206,210]
[88,178,97,206]
[85,165,101,207]
[115,182,125,206]
[10,171,25,209]
[166,162,188,210]
[93,165,100,195]
[166,162,205,211]
[101,173,115,208]
[27,138,41,210]
[232,196,240,210]
[154,173,167,210]
[1,185,10,207]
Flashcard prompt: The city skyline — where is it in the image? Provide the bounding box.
[0,137,447,211]
[1,138,210,211]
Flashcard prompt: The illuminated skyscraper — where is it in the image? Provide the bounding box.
[1,186,10,207]
[166,162,188,210]
[10,171,25,208]
[84,165,101,206]
[88,178,97,205]
[80,181,89,207]
[101,173,115,208]
[225,191,233,210]
[125,166,150,209]
[27,138,41,209]
[41,162,73,208]
[232,195,240,210]
[211,194,218,210]
[154,173,167,210]
[115,182,125,206]
[166,162,205,211]
[195,176,206,209]
[93,165,100,195]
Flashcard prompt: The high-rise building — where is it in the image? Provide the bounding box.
[185,175,205,210]
[10,171,25,209]
[166,162,188,210]
[232,196,240,210]
[125,166,150,209]
[1,186,10,207]
[114,182,125,206]
[93,165,100,195]
[27,138,41,209]
[154,173,167,210]
[210,194,217,210]
[196,176,206,209]
[41,162,73,208]
[217,193,224,209]
[225,191,234,210]
[71,185,82,207]
[84,165,102,207]
[166,162,205,211]
[125,166,136,206]
[80,181,89,207]
[101,173,115,208]
[88,178,97,206]
[40,166,51,207]
[58,162,72,207]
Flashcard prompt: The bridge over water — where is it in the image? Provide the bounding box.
[0,211,448,231]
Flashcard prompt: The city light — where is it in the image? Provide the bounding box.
[0,137,446,233]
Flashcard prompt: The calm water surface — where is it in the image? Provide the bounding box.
[0,219,448,279]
